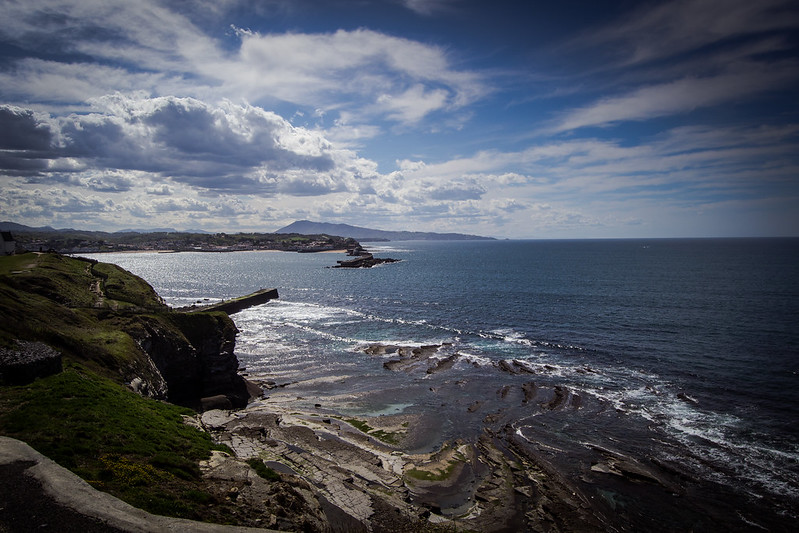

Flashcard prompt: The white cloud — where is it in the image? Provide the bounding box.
[546,0,799,136]
[377,85,450,124]
[211,28,488,124]
[0,96,377,198]
[0,2,488,128]
[552,63,798,132]
[1,0,795,237]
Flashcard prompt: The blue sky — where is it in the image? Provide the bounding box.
[1,0,797,238]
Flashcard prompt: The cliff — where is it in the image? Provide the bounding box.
[0,252,251,409]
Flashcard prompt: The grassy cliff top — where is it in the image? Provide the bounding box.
[0,363,236,520]
[0,252,171,376]
[0,252,252,523]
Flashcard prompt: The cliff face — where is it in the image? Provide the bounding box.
[0,252,250,409]
[132,312,250,409]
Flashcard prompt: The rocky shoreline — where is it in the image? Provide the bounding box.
[186,340,790,532]
[184,341,625,532]
[3,253,789,531]
[190,379,607,532]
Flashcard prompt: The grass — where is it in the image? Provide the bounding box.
[246,458,281,481]
[0,253,257,524]
[92,261,166,309]
[343,417,403,445]
[405,462,459,482]
[0,362,230,520]
[346,417,374,433]
[0,253,38,275]
[405,446,468,482]
[0,252,238,391]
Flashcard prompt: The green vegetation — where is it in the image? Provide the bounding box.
[405,446,468,482]
[0,253,166,356]
[405,462,459,482]
[346,417,373,433]
[246,458,281,481]
[92,261,166,308]
[0,363,229,519]
[0,252,231,386]
[0,252,249,523]
[10,228,359,254]
[344,417,402,445]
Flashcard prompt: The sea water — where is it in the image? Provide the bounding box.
[84,238,799,527]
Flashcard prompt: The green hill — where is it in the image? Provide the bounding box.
[0,252,255,523]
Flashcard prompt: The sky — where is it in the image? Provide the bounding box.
[0,0,797,238]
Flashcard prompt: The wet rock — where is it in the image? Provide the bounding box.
[333,254,401,268]
[200,394,233,411]
[677,392,699,404]
[570,393,582,409]
[365,344,399,356]
[544,386,567,410]
[496,359,535,375]
[521,382,537,404]
[427,354,460,374]
[383,359,404,371]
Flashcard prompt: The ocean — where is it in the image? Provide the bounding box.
[84,238,799,530]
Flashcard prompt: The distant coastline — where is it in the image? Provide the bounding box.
[1,222,359,255]
[1,220,495,255]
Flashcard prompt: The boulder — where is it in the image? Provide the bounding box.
[0,341,62,385]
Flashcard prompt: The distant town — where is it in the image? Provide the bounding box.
[1,220,495,256]
[1,225,361,255]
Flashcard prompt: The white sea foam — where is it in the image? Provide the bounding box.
[574,378,799,503]
[364,244,414,253]
[457,351,492,366]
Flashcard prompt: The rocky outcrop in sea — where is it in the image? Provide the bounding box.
[330,244,400,268]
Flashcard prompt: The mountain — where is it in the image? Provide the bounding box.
[1,222,204,234]
[274,220,495,241]
[0,222,59,233]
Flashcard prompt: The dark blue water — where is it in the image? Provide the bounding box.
[85,238,799,527]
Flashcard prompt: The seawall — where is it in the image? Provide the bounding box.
[186,288,279,315]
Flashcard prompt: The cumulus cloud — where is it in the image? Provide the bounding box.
[0,96,363,196]
[211,27,488,125]
[0,106,53,151]
[0,106,57,176]
[0,2,487,127]
[1,1,795,237]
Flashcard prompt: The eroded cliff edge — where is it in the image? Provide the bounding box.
[0,252,251,409]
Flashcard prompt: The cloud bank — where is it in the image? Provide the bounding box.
[0,0,797,237]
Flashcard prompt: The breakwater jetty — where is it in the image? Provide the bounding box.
[184,288,279,315]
